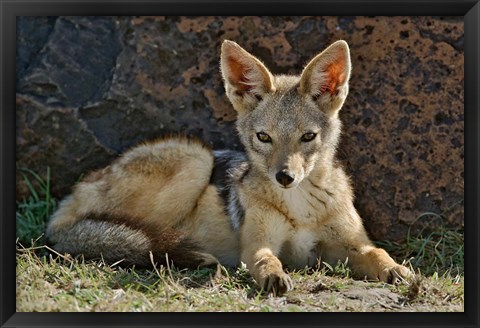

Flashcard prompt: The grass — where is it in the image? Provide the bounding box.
[15,169,464,312]
[16,168,56,247]
[376,212,464,277]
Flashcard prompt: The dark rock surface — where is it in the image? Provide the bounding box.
[16,16,464,241]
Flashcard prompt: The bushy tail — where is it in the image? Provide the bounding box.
[46,214,219,268]
[47,219,154,266]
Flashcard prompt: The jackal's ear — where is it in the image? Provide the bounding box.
[220,40,275,115]
[299,40,351,117]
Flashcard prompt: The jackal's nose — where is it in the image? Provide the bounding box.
[276,170,295,187]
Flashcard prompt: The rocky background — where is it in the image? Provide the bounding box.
[16,16,464,241]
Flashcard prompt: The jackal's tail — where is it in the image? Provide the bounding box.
[46,213,219,268]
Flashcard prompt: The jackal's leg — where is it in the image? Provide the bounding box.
[240,207,294,296]
[346,245,412,284]
[321,216,412,284]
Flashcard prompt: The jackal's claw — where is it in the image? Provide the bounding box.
[260,272,294,296]
[381,264,413,284]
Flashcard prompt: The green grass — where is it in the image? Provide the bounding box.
[16,244,464,312]
[16,168,56,247]
[376,212,464,277]
[16,169,464,312]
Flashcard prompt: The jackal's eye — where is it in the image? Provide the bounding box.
[256,132,272,143]
[301,132,317,142]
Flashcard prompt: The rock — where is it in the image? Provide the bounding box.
[18,16,122,108]
[16,95,115,197]
[16,16,464,241]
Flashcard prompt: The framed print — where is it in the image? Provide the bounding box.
[2,1,478,327]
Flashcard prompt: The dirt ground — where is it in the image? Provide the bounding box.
[278,275,463,312]
[16,249,464,312]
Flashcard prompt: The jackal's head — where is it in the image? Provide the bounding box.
[221,40,351,189]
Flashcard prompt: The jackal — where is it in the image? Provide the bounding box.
[46,40,411,295]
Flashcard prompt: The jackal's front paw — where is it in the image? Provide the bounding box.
[362,248,413,284]
[258,271,294,296]
[254,257,294,296]
[379,264,413,284]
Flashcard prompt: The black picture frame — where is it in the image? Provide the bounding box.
[2,1,478,327]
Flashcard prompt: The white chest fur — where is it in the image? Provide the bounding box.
[281,188,313,221]
[277,184,331,268]
[279,182,330,224]
[280,228,320,269]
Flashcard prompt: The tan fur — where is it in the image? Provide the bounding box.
[47,40,412,295]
